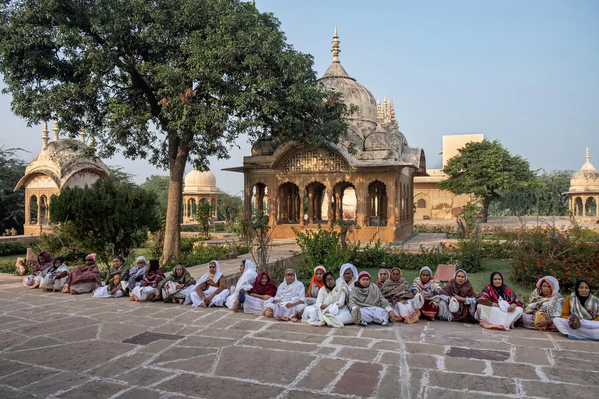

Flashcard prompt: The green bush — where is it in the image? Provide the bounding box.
[481,240,514,259]
[159,244,249,273]
[34,233,88,266]
[0,241,29,256]
[352,245,460,272]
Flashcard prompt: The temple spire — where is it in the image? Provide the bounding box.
[41,122,49,150]
[52,120,59,141]
[331,26,340,63]
[586,147,590,163]
[80,127,86,144]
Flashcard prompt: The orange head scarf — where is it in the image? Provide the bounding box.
[306,265,327,296]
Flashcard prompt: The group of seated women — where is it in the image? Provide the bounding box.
[22,251,599,340]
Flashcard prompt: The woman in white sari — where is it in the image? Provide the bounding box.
[302,272,352,327]
[336,263,358,291]
[39,257,69,292]
[225,260,258,311]
[185,260,230,308]
[265,269,306,322]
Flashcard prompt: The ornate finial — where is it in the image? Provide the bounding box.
[586,147,590,163]
[80,127,86,144]
[249,0,255,6]
[390,99,396,123]
[52,120,59,141]
[42,122,49,150]
[331,26,340,63]
[90,135,96,153]
[383,96,389,123]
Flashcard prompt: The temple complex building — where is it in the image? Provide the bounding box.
[413,134,483,220]
[14,122,109,235]
[568,148,599,222]
[226,28,426,242]
[182,169,218,223]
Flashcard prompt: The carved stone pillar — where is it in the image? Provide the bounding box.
[308,191,314,224]
[300,190,305,225]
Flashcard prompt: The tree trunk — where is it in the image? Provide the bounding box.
[161,143,189,264]
[481,198,491,223]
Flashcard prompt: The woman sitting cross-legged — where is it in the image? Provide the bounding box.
[265,269,306,322]
[93,274,125,298]
[411,266,442,320]
[241,271,277,316]
[336,263,358,291]
[376,268,390,289]
[105,256,131,288]
[306,265,326,305]
[302,272,352,327]
[127,256,148,292]
[23,250,53,289]
[225,260,258,311]
[349,271,397,326]
[522,276,563,331]
[380,268,420,324]
[476,271,523,331]
[186,260,230,308]
[437,269,477,322]
[130,259,165,302]
[156,264,196,304]
[39,257,69,292]
[62,253,101,295]
[553,280,599,340]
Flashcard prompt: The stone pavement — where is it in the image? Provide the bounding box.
[1,277,598,399]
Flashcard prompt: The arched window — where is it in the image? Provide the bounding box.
[29,195,38,224]
[417,199,427,208]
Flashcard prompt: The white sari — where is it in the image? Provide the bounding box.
[186,260,230,307]
[39,264,69,291]
[225,260,258,309]
[266,272,306,320]
[302,283,351,327]
[336,263,358,292]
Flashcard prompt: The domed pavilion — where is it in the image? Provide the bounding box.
[568,148,599,221]
[225,28,426,242]
[182,169,218,223]
[14,122,110,235]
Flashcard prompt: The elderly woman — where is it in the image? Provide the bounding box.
[522,276,563,331]
[306,265,326,305]
[130,259,165,302]
[186,260,230,308]
[39,257,69,292]
[93,274,125,298]
[155,264,196,304]
[376,268,390,289]
[437,269,477,322]
[127,256,148,292]
[265,269,306,322]
[226,260,258,311]
[349,271,396,326]
[23,250,53,288]
[62,253,101,295]
[336,263,358,291]
[105,256,130,286]
[241,271,278,315]
[411,267,442,320]
[302,272,352,327]
[476,271,523,331]
[553,280,599,340]
[381,268,420,324]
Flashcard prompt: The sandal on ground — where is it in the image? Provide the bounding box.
[359,321,368,326]
[380,320,389,326]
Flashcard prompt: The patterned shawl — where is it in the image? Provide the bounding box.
[307,265,326,297]
[248,271,278,296]
[411,267,442,294]
[33,250,53,274]
[349,281,389,309]
[524,276,562,319]
[477,283,523,307]
[380,271,414,303]
[569,280,599,320]
[140,270,165,287]
[157,265,196,292]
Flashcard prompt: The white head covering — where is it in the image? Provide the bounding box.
[136,256,147,265]
[536,276,560,297]
[194,260,222,288]
[419,266,433,277]
[453,269,468,280]
[225,259,258,309]
[336,263,358,288]
[378,268,390,279]
[274,269,306,304]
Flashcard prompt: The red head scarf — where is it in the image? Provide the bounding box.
[249,271,277,296]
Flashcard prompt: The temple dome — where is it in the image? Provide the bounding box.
[570,148,599,193]
[251,139,278,156]
[184,169,217,194]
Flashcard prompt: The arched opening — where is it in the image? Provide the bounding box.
[574,197,583,216]
[251,183,268,212]
[585,197,597,216]
[187,198,197,218]
[29,195,38,225]
[211,198,217,218]
[417,199,426,208]
[278,182,300,224]
[367,181,387,226]
[332,181,356,222]
[39,195,48,224]
[305,182,327,224]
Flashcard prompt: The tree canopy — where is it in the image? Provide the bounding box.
[0,0,352,262]
[0,146,26,234]
[49,176,160,266]
[440,139,537,221]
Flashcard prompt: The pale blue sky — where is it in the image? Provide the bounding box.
[1,0,597,194]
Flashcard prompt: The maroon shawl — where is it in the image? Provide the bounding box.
[248,271,277,296]
[440,279,476,298]
[66,263,101,287]
[33,250,53,274]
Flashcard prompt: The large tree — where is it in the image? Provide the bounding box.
[0,0,350,262]
[0,146,26,234]
[440,139,536,222]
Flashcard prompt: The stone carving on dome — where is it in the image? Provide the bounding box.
[281,149,349,173]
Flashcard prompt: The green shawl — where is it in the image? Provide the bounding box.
[105,262,130,285]
[158,265,196,302]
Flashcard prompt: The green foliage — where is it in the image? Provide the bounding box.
[511,226,599,291]
[0,241,27,256]
[195,201,213,238]
[441,139,537,221]
[219,198,241,230]
[351,245,460,273]
[0,147,26,234]
[142,175,170,211]
[49,176,160,266]
[489,170,573,217]
[34,232,88,265]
